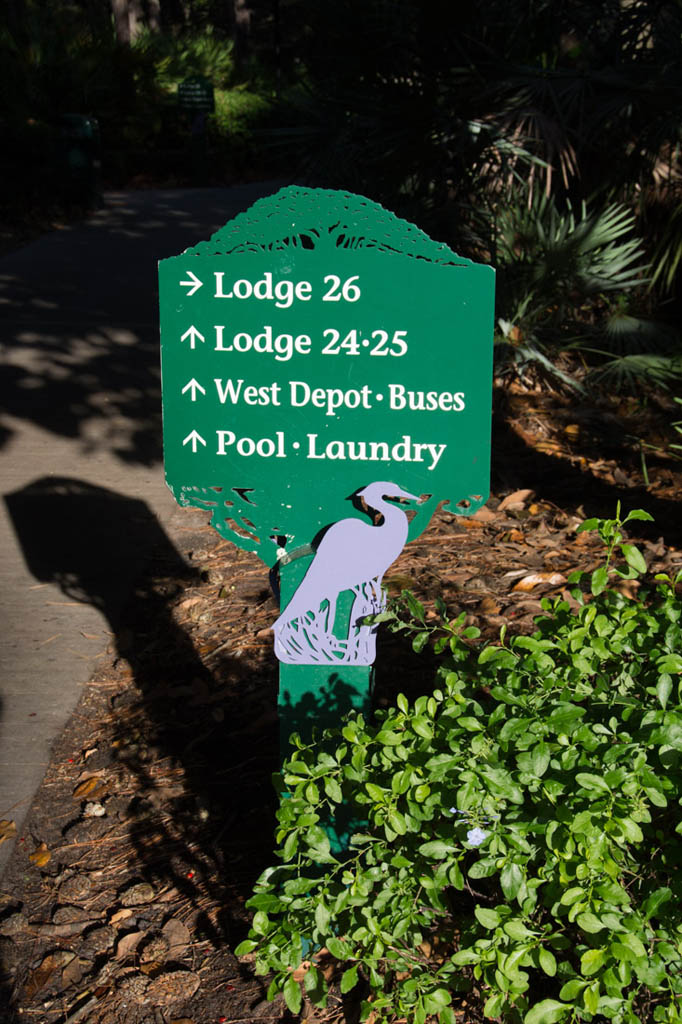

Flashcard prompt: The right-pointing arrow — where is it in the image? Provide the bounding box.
[181,325,205,349]
[182,430,207,453]
[181,378,206,401]
[180,270,203,296]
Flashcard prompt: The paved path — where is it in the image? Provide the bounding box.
[0,183,285,877]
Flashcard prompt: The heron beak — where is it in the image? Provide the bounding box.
[388,489,419,503]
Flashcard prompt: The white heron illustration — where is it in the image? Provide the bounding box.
[272,481,418,665]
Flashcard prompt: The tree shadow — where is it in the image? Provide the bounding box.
[1,477,282,994]
[0,183,286,465]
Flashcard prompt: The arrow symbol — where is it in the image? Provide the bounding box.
[180,270,203,296]
[183,430,206,453]
[182,378,206,401]
[181,325,205,349]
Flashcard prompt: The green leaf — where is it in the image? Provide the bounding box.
[591,567,609,596]
[577,912,605,933]
[283,831,298,861]
[621,544,646,574]
[616,817,643,843]
[577,518,600,533]
[642,887,672,920]
[235,939,258,955]
[314,902,330,934]
[584,981,600,1015]
[581,948,607,975]
[657,652,682,674]
[387,808,407,835]
[340,965,359,994]
[504,919,537,940]
[412,631,430,653]
[474,906,501,929]
[539,948,557,977]
[283,975,302,1015]
[324,776,343,803]
[624,509,654,523]
[412,716,434,740]
[365,782,386,802]
[252,910,270,936]
[618,931,647,960]
[525,998,569,1024]
[530,743,551,777]
[576,772,611,793]
[326,936,350,959]
[424,989,452,1014]
[560,886,585,906]
[656,675,673,709]
[501,862,523,900]
[560,979,587,1000]
[451,948,480,965]
[484,993,505,1018]
[419,840,454,859]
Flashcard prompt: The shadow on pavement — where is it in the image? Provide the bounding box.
[0,184,286,466]
[1,475,281,997]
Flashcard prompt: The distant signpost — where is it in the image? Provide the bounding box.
[177,75,215,113]
[159,186,494,763]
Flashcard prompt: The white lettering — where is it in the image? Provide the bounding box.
[304,434,447,470]
[214,271,312,309]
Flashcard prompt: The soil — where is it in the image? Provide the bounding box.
[2,384,682,1024]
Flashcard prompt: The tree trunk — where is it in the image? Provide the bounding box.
[231,0,252,74]
[147,0,161,32]
[111,0,131,43]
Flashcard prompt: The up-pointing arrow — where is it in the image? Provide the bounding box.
[182,430,207,453]
[181,325,205,349]
[180,270,203,296]
[181,378,206,401]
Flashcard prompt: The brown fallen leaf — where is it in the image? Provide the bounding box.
[472,505,496,522]
[498,489,534,512]
[512,572,566,592]
[162,917,191,959]
[23,951,75,1000]
[110,908,134,927]
[29,841,51,867]
[0,820,16,846]
[62,956,89,989]
[72,777,103,800]
[116,930,146,960]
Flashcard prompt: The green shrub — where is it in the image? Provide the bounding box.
[237,507,682,1024]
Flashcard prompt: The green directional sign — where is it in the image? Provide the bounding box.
[159,187,494,775]
[160,188,494,559]
[177,75,215,113]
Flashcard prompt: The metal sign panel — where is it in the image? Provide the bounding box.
[177,75,215,112]
[159,187,494,670]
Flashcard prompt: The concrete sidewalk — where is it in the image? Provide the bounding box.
[0,182,285,877]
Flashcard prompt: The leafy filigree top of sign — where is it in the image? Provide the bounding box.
[185,186,469,265]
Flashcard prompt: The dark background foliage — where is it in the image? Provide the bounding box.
[2,0,682,395]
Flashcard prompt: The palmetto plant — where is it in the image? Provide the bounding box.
[489,189,676,393]
[494,193,647,329]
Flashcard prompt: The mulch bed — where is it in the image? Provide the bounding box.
[2,385,682,1024]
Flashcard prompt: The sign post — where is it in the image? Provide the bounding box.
[177,76,214,178]
[159,187,494,775]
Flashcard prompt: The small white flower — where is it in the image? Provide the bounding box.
[466,827,489,847]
